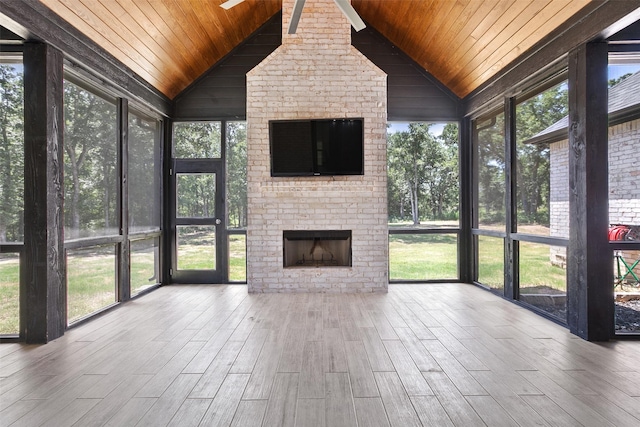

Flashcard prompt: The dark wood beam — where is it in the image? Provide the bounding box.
[464,1,640,115]
[117,98,130,301]
[504,97,517,300]
[567,42,612,341]
[23,42,65,343]
[459,116,472,283]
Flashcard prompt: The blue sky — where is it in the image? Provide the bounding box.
[609,64,640,80]
[388,122,446,136]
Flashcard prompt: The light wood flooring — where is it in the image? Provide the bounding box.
[2,283,640,426]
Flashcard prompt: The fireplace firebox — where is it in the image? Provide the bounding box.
[283,230,352,268]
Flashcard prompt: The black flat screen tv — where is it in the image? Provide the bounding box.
[269,118,364,176]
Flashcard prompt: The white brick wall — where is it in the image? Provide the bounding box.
[245,0,388,293]
[550,118,640,267]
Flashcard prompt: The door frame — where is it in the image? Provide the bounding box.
[169,137,228,284]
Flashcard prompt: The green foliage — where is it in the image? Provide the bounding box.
[476,114,506,225]
[63,80,118,238]
[226,122,247,228]
[0,64,24,242]
[129,114,161,232]
[387,123,459,224]
[515,83,567,226]
[173,121,221,158]
[609,72,632,88]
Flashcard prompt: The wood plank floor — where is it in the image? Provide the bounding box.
[2,283,640,426]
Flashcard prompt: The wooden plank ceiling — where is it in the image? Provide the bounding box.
[38,0,591,99]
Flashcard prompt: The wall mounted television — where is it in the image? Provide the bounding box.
[269,118,364,176]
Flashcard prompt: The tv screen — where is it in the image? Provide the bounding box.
[270,118,364,176]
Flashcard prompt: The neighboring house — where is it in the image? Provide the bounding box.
[529,72,640,278]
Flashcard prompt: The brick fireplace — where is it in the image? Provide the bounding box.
[246,0,388,292]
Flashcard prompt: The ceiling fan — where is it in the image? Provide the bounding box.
[220,0,366,34]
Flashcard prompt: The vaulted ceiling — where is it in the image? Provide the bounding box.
[37,0,591,99]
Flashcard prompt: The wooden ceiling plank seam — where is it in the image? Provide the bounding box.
[151,0,220,68]
[389,1,432,48]
[454,0,582,94]
[135,0,211,73]
[400,0,441,50]
[463,0,589,95]
[114,0,201,80]
[98,0,193,93]
[223,0,265,42]
[438,0,517,81]
[353,1,410,49]
[427,0,487,72]
[410,0,460,67]
[70,0,177,87]
[146,0,224,96]
[434,1,496,73]
[82,0,189,95]
[168,0,225,62]
[469,0,516,41]
[41,0,164,91]
[194,0,235,54]
[443,0,554,92]
[439,0,531,89]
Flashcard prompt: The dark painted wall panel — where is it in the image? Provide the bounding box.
[173,13,282,120]
[352,25,461,122]
[175,14,461,122]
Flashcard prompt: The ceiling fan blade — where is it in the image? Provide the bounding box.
[333,0,366,32]
[287,0,307,34]
[220,0,245,10]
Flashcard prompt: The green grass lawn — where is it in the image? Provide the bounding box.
[0,233,568,334]
[389,233,458,280]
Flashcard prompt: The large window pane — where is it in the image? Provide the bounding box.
[476,235,504,292]
[387,122,459,227]
[226,121,247,229]
[129,112,160,233]
[173,121,221,158]
[0,253,20,335]
[130,238,159,296]
[0,62,24,243]
[608,66,640,333]
[516,81,568,237]
[229,234,246,282]
[518,241,567,323]
[475,112,505,230]
[177,226,216,270]
[389,233,458,280]
[177,173,216,218]
[67,245,116,323]
[64,80,118,239]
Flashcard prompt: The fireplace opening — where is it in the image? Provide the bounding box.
[283,230,352,268]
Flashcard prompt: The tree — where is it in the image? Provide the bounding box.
[609,72,632,88]
[64,81,117,238]
[226,122,247,228]
[0,64,24,242]
[516,83,567,224]
[387,123,459,225]
[476,114,505,224]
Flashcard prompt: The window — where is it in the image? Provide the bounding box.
[515,80,569,322]
[387,122,460,281]
[64,78,118,322]
[64,80,118,239]
[608,62,640,334]
[0,59,24,335]
[473,110,506,293]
